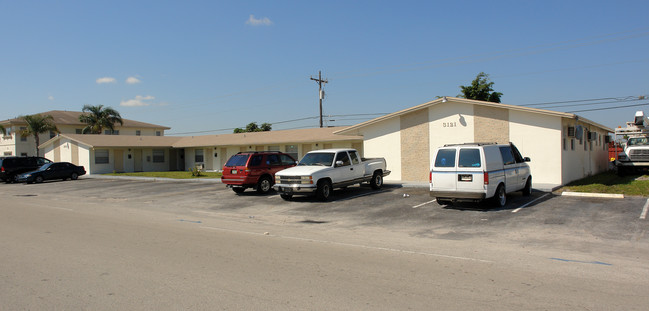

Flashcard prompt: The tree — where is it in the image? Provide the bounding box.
[79,105,124,134]
[19,114,59,156]
[233,122,272,133]
[458,72,503,103]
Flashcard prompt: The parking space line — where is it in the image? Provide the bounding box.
[412,199,436,209]
[512,193,550,213]
[641,199,649,220]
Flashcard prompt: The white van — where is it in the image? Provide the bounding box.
[429,142,532,207]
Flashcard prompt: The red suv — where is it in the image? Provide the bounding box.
[221,151,297,194]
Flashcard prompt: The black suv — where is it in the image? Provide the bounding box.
[0,156,53,183]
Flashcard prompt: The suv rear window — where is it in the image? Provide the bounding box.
[434,149,456,167]
[225,154,250,167]
[458,149,481,167]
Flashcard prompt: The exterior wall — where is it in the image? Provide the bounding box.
[509,110,562,186]
[560,118,610,185]
[362,117,401,180]
[474,105,509,143]
[400,111,429,181]
[428,102,475,170]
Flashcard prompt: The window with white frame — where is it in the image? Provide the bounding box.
[95,149,109,164]
[194,149,204,163]
[152,149,165,163]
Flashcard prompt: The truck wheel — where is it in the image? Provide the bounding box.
[316,180,332,201]
[280,193,293,200]
[232,187,245,194]
[256,176,272,194]
[493,184,506,207]
[370,171,383,190]
[617,167,626,176]
[522,177,532,196]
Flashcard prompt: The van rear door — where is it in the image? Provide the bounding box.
[430,148,457,192]
[455,148,485,193]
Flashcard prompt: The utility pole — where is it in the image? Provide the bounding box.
[310,71,328,128]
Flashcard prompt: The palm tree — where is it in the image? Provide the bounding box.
[79,105,124,134]
[20,114,59,156]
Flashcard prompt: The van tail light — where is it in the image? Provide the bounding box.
[483,171,489,185]
[429,171,432,183]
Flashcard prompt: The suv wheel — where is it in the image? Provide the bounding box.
[316,180,332,201]
[256,176,272,194]
[522,177,532,196]
[232,187,246,194]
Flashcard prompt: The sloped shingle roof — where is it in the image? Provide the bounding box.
[0,110,170,129]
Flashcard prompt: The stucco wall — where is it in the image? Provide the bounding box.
[362,118,401,180]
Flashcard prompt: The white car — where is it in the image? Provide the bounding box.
[429,142,532,207]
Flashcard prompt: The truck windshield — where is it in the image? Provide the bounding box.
[298,153,335,166]
[627,137,649,146]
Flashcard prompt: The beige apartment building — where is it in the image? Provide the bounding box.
[0,110,170,157]
[336,97,612,189]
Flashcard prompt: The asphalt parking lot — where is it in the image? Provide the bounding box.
[3,176,648,252]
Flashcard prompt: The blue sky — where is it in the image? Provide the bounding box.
[1,1,648,134]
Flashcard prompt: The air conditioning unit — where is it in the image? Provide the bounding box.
[567,126,575,137]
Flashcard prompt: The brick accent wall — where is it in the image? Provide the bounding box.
[400,111,429,181]
[474,105,509,143]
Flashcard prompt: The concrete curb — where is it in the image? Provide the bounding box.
[561,191,624,199]
[85,174,223,183]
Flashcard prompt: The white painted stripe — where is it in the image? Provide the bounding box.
[200,225,492,263]
[641,199,649,220]
[412,199,436,208]
[512,193,551,213]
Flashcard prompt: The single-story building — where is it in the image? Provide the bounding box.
[335,97,613,189]
[40,127,363,174]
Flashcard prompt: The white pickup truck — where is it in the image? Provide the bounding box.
[273,148,390,201]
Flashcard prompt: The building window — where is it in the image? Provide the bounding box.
[20,153,28,157]
[136,130,141,136]
[156,131,161,136]
[194,149,204,163]
[104,129,119,135]
[50,131,56,139]
[562,138,566,151]
[20,127,27,142]
[571,139,575,151]
[3,151,12,156]
[285,145,298,160]
[152,149,165,163]
[268,146,280,152]
[95,149,109,164]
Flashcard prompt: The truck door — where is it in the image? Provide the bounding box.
[331,151,353,185]
[498,146,519,191]
[348,150,365,181]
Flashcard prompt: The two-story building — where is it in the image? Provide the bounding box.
[0,110,170,157]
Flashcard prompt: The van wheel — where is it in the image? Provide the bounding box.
[280,193,293,200]
[522,177,532,196]
[256,176,272,194]
[436,198,452,206]
[493,184,506,207]
[316,180,332,201]
[370,172,383,190]
[232,187,245,194]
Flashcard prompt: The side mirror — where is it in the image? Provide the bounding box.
[524,157,531,162]
[335,160,344,167]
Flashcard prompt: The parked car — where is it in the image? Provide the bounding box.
[17,162,86,184]
[221,151,297,194]
[273,149,390,201]
[429,142,531,207]
[0,156,53,183]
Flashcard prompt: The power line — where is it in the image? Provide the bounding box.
[567,102,649,113]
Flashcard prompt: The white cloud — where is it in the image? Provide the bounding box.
[120,95,155,107]
[48,95,54,101]
[96,77,116,84]
[246,14,273,26]
[126,76,141,84]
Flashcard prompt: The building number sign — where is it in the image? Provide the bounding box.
[442,122,457,128]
